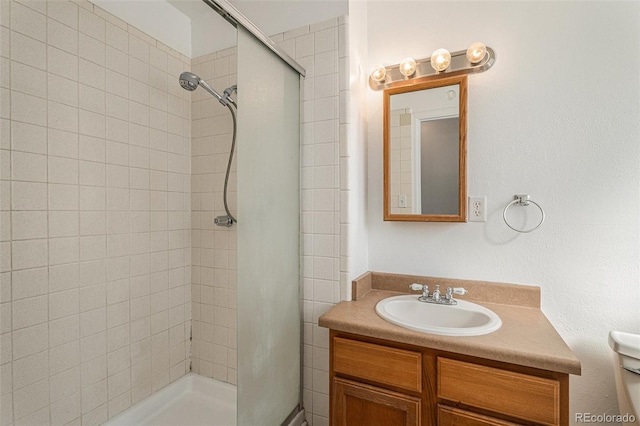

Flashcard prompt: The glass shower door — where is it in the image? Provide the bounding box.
[236,26,301,425]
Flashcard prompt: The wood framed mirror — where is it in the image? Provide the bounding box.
[384,75,467,222]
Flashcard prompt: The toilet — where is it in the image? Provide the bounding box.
[609,330,640,425]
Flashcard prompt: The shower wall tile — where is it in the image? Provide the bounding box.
[2,1,192,424]
[79,58,105,91]
[49,74,79,108]
[11,62,46,99]
[48,45,79,81]
[107,24,128,54]
[47,0,78,29]
[47,18,79,55]
[79,7,105,42]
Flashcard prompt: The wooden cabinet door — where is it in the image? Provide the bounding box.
[332,377,421,426]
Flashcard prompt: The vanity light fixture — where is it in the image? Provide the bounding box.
[430,48,451,72]
[399,57,417,77]
[370,64,387,82]
[466,42,487,64]
[369,42,496,90]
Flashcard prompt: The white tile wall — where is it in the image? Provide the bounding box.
[1,1,192,425]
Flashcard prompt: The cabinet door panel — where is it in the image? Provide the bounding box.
[333,377,421,426]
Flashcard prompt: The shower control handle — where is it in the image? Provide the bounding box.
[214,215,233,227]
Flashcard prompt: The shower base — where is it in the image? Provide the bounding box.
[105,373,236,426]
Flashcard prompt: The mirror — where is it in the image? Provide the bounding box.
[384,75,467,222]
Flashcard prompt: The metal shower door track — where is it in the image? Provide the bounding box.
[201,0,306,77]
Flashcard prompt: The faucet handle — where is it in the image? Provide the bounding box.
[451,287,467,295]
[409,283,429,299]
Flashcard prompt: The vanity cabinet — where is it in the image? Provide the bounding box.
[329,331,569,426]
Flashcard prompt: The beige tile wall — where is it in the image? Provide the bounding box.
[0,1,192,424]
[190,47,238,385]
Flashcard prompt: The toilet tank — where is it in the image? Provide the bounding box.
[609,330,640,426]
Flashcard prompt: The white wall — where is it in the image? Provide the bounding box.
[346,0,370,293]
[366,1,639,421]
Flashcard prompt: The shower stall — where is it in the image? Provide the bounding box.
[0,0,306,423]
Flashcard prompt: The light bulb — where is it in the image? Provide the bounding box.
[430,48,451,72]
[466,42,487,64]
[399,57,417,77]
[370,64,387,82]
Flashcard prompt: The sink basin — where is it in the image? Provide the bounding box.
[375,295,502,336]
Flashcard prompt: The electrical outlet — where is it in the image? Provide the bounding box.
[399,194,407,208]
[468,196,487,222]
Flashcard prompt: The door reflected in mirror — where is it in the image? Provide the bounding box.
[384,76,467,222]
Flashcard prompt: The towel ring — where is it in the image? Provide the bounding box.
[503,194,545,233]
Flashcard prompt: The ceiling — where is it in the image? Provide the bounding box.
[93,0,348,58]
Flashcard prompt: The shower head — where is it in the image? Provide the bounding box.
[178,71,200,91]
[179,71,227,105]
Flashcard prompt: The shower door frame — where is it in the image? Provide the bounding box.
[201,0,306,77]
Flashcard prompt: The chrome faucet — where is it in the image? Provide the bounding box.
[409,283,467,305]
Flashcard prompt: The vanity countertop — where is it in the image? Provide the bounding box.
[318,273,581,375]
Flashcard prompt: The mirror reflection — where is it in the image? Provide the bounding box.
[384,76,467,222]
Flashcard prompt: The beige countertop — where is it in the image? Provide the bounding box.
[319,288,581,375]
